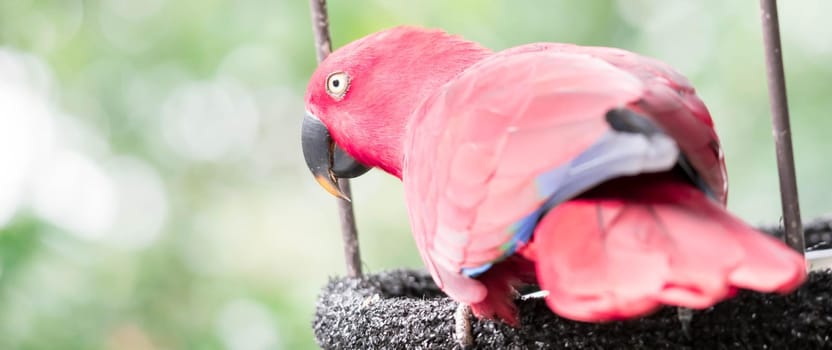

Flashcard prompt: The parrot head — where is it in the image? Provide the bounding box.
[301,26,490,199]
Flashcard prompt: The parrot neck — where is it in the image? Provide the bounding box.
[360,36,492,179]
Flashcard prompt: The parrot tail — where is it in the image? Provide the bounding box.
[519,173,807,322]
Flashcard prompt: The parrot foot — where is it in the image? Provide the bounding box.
[453,303,474,348]
[677,307,694,340]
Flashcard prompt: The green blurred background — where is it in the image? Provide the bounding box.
[0,0,828,349]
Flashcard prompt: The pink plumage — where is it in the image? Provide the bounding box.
[523,174,804,322]
[302,26,807,325]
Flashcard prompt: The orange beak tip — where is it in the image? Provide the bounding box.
[314,174,351,202]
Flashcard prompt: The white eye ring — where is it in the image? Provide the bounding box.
[325,71,350,100]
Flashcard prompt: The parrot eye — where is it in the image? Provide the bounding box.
[325,71,350,100]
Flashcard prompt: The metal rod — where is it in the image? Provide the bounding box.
[308,0,363,276]
[758,0,804,255]
[336,179,362,277]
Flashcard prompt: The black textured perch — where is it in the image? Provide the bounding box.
[314,220,832,349]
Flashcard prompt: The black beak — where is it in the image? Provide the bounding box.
[301,112,371,200]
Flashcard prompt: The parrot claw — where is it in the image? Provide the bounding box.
[520,290,549,300]
[453,303,474,348]
[677,307,694,340]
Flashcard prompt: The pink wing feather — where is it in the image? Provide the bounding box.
[504,43,727,202]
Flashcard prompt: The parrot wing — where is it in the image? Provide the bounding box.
[403,47,724,303]
[501,43,727,201]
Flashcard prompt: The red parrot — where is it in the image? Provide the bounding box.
[301,27,806,327]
